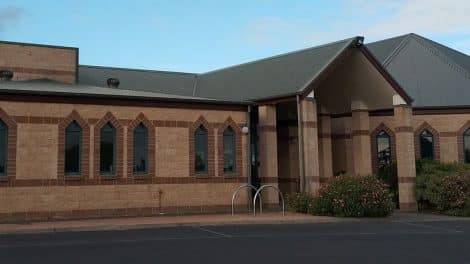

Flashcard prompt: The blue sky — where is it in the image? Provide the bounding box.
[1,0,469,73]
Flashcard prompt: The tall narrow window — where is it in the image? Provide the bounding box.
[223,127,236,173]
[195,125,208,174]
[100,122,116,175]
[464,129,470,163]
[133,123,148,173]
[65,121,81,174]
[0,120,7,176]
[376,130,391,170]
[420,130,434,160]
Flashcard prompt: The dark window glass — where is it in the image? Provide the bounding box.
[195,125,208,174]
[65,121,81,174]
[100,122,116,175]
[0,120,7,176]
[464,129,470,163]
[420,130,434,160]
[133,123,148,173]
[223,127,236,173]
[376,130,391,169]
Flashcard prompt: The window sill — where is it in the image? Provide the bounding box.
[222,174,238,178]
[194,174,210,179]
[130,175,152,180]
[0,176,9,182]
[63,176,84,181]
[100,175,118,180]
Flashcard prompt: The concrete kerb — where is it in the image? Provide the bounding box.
[0,212,468,235]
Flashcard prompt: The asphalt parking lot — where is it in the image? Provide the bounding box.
[0,219,469,264]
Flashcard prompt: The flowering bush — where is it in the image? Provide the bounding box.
[310,175,394,217]
[286,176,394,217]
[415,160,470,216]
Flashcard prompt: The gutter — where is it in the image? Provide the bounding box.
[0,88,251,107]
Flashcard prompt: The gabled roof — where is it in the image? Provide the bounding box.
[78,37,363,102]
[367,33,470,107]
[52,33,470,108]
[195,37,359,101]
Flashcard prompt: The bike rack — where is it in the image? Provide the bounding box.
[231,184,262,215]
[253,185,285,216]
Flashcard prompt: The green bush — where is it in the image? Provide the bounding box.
[310,175,394,217]
[415,160,470,216]
[286,192,315,213]
[376,162,398,206]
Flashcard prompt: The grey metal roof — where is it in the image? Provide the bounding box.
[365,35,408,64]
[195,37,358,101]
[12,33,470,107]
[0,79,247,104]
[79,65,197,97]
[367,33,470,107]
[78,37,359,102]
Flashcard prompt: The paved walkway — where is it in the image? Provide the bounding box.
[0,212,347,234]
[0,211,468,235]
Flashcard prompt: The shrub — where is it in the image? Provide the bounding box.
[376,162,398,206]
[286,192,315,213]
[415,160,470,216]
[310,175,394,217]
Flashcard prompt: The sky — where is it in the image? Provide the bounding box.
[1,0,469,73]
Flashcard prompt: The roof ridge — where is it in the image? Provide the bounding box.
[79,64,198,76]
[296,37,358,93]
[382,34,413,68]
[414,34,470,59]
[409,34,470,79]
[200,37,359,76]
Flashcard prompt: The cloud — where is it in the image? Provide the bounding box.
[241,16,341,50]
[359,0,470,39]
[241,0,470,51]
[0,6,26,31]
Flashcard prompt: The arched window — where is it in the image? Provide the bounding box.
[464,129,470,163]
[133,123,148,173]
[0,120,7,176]
[195,125,208,174]
[65,121,82,174]
[420,130,434,160]
[376,130,391,170]
[223,127,236,173]
[100,122,116,175]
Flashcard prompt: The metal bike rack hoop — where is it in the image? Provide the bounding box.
[253,185,285,216]
[231,184,262,215]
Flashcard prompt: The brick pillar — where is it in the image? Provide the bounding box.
[258,105,279,204]
[351,103,372,176]
[394,104,417,211]
[318,113,333,185]
[299,99,321,194]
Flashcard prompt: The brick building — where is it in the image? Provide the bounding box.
[0,33,469,221]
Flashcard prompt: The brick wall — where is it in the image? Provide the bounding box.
[331,112,470,175]
[0,42,77,83]
[0,100,249,222]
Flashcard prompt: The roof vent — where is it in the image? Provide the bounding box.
[107,78,120,88]
[0,70,13,81]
